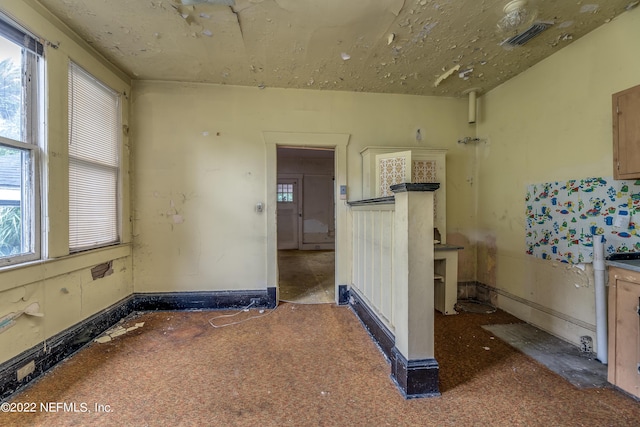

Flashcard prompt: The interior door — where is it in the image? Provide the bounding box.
[277,178,300,249]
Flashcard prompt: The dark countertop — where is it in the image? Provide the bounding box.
[347,196,395,206]
[605,259,640,273]
[435,244,463,251]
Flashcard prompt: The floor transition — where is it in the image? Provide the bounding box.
[278,250,335,304]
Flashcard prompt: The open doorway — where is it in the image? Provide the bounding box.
[276,147,335,304]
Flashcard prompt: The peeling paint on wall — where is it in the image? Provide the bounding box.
[95,321,145,343]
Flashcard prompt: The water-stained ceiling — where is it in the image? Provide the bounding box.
[34,0,639,97]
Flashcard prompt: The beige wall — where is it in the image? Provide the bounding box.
[475,8,640,346]
[131,82,473,293]
[14,0,636,367]
[0,1,132,363]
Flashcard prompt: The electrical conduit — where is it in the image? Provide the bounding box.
[593,235,607,364]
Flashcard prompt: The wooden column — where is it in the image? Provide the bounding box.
[390,182,440,398]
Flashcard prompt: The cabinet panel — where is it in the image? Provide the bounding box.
[608,267,640,399]
[613,279,640,396]
[613,84,640,179]
[361,147,446,243]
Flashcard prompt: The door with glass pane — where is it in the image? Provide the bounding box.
[277,178,300,249]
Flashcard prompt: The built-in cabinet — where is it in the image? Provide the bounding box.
[359,147,460,315]
[607,266,640,399]
[613,84,640,179]
[434,246,461,315]
[360,147,446,243]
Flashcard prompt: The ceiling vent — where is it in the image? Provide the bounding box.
[501,22,552,46]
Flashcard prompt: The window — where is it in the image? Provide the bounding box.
[0,17,42,266]
[68,62,120,251]
[277,183,294,203]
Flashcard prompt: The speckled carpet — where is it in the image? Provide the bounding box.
[2,304,639,426]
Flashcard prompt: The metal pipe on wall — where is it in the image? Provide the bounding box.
[468,90,477,124]
[593,235,608,364]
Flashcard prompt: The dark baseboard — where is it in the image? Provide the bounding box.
[133,287,277,311]
[0,287,277,402]
[391,348,440,399]
[337,285,349,305]
[0,295,135,402]
[348,288,440,399]
[348,289,395,362]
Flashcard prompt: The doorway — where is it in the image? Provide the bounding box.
[276,147,335,303]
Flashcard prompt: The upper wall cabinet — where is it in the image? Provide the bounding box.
[613,84,640,180]
[360,147,446,243]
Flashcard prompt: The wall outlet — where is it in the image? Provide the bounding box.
[17,360,35,382]
[250,298,260,306]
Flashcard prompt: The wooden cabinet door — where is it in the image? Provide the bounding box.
[613,84,640,179]
[608,267,640,399]
[611,278,640,398]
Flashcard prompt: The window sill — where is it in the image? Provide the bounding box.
[0,243,132,293]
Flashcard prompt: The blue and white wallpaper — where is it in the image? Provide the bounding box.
[525,177,640,263]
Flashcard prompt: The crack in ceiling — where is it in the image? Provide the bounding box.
[34,0,639,96]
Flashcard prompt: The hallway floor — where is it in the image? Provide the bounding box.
[278,250,334,304]
[3,303,639,426]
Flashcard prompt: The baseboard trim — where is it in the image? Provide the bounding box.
[475,282,595,333]
[0,295,135,402]
[348,289,395,362]
[348,288,440,399]
[337,285,349,305]
[0,287,277,402]
[391,348,440,399]
[133,288,277,311]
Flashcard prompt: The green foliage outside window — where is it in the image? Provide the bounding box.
[0,206,20,256]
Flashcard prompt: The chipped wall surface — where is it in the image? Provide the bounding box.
[35,0,637,97]
[131,81,473,292]
[475,7,640,346]
[0,2,133,363]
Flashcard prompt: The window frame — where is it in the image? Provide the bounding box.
[0,16,43,267]
[277,183,295,203]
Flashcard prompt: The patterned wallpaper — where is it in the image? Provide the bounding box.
[413,160,437,183]
[379,157,406,197]
[525,177,640,263]
[379,159,439,220]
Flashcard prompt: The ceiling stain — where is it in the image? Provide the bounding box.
[34,0,639,97]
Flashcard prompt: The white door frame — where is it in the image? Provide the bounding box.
[264,132,350,304]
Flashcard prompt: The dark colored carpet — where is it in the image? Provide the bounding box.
[2,304,639,426]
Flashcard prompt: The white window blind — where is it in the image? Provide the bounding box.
[68,62,120,251]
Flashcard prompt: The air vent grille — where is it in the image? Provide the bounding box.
[501,22,553,46]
